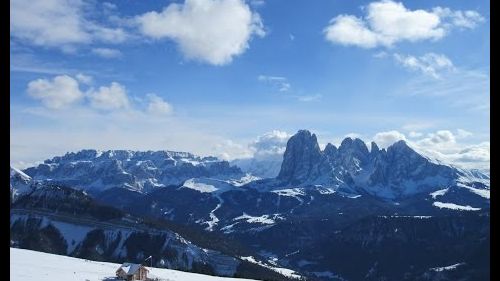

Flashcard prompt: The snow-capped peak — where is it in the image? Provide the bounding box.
[273,130,489,200]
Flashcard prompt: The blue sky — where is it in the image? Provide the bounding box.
[10,0,489,169]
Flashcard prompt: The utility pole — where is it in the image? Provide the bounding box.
[145,255,153,268]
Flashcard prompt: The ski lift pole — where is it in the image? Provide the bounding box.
[145,255,153,267]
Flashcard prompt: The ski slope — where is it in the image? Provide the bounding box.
[10,248,259,281]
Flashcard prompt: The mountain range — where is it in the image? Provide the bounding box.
[10,129,490,281]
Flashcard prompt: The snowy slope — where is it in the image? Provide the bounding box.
[10,166,34,201]
[10,248,259,281]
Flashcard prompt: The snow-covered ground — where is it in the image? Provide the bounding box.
[233,213,282,225]
[182,178,219,193]
[10,248,259,281]
[239,256,302,279]
[430,188,448,199]
[430,262,465,272]
[432,202,481,211]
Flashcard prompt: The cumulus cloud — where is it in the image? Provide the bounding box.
[212,139,253,160]
[88,82,129,110]
[258,75,291,92]
[367,129,488,170]
[26,75,179,116]
[249,130,291,159]
[411,130,488,170]
[91,48,123,58]
[27,75,84,109]
[373,130,407,148]
[415,130,457,154]
[324,15,381,48]
[323,0,483,48]
[211,130,291,163]
[10,0,128,51]
[135,0,265,65]
[414,142,489,171]
[425,130,455,143]
[394,53,454,78]
[454,142,490,164]
[147,94,173,115]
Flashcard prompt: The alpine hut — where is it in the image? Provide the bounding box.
[116,263,149,280]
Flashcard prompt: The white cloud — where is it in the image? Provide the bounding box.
[91,48,123,58]
[411,131,489,170]
[27,75,84,109]
[345,132,362,139]
[394,53,454,78]
[26,74,179,117]
[10,0,89,47]
[373,130,407,148]
[135,0,265,65]
[324,15,380,48]
[454,142,490,165]
[424,130,456,144]
[249,130,291,159]
[10,0,128,50]
[147,94,173,115]
[368,129,488,170]
[258,75,291,92]
[212,139,252,160]
[88,82,129,110]
[89,26,128,43]
[323,0,483,48]
[433,7,485,29]
[76,73,93,84]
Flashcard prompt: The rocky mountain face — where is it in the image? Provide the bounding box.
[23,149,243,193]
[274,130,488,200]
[277,130,323,184]
[11,129,490,281]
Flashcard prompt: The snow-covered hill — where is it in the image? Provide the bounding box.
[10,248,259,281]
